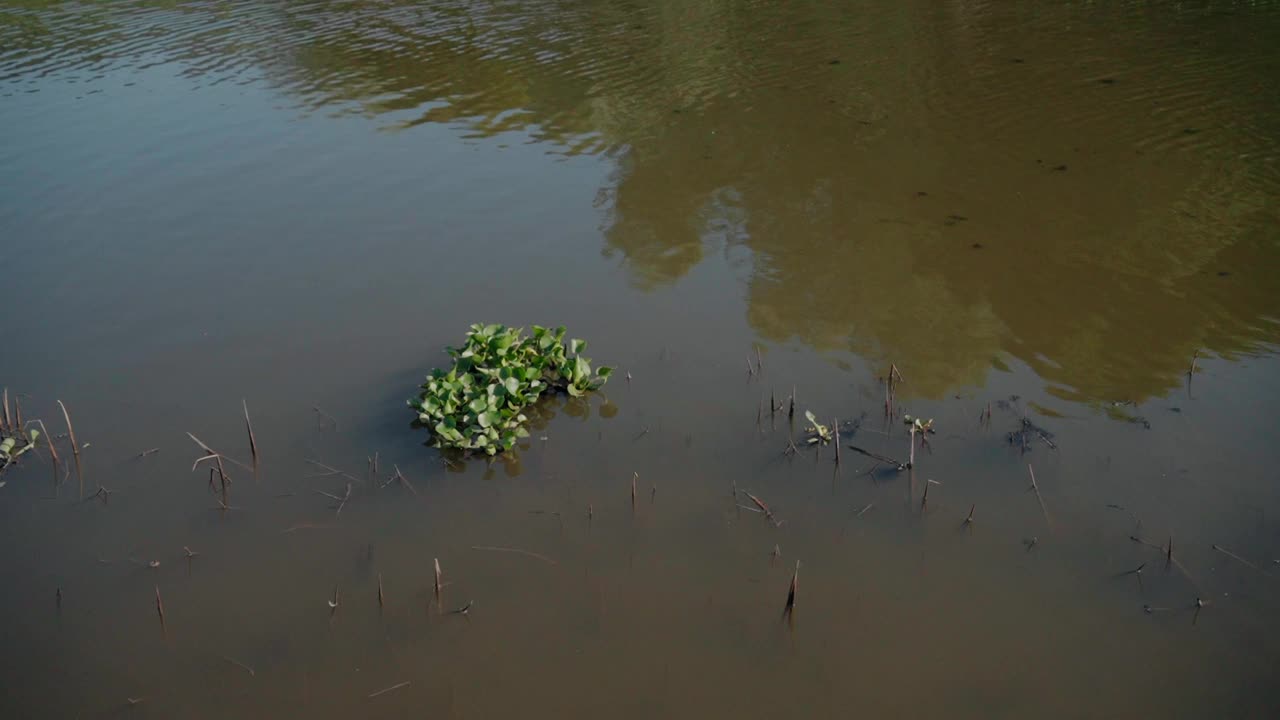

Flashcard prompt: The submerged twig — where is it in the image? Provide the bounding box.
[368,681,411,699]
[221,655,255,677]
[1028,464,1049,524]
[58,400,83,489]
[470,545,557,565]
[243,400,259,464]
[740,490,782,527]
[1212,544,1260,571]
[783,560,799,614]
[847,445,907,471]
[154,585,166,629]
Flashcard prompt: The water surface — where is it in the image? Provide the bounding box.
[2,1,1280,717]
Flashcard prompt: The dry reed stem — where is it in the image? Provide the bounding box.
[377,573,385,607]
[784,560,799,613]
[1028,464,1049,524]
[57,400,80,460]
[433,558,442,602]
[33,420,59,466]
[1212,544,1261,571]
[242,400,259,464]
[847,445,906,470]
[470,545,557,565]
[221,656,255,677]
[369,681,411,699]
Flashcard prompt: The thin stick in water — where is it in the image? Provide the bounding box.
[921,479,939,510]
[242,399,259,464]
[222,655,255,677]
[470,545,558,565]
[154,585,165,629]
[57,400,81,461]
[847,445,907,471]
[1028,464,1049,524]
[784,560,799,614]
[833,418,841,465]
[369,681,411,699]
[377,573,385,607]
[434,558,442,603]
[1211,543,1260,571]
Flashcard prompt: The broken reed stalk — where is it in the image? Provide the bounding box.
[784,560,799,614]
[747,355,755,376]
[1028,464,1049,524]
[788,386,795,420]
[335,483,352,516]
[741,490,782,527]
[33,419,59,466]
[1166,534,1173,571]
[392,464,417,495]
[909,425,916,468]
[471,545,558,565]
[963,503,975,525]
[770,389,776,418]
[1,388,9,433]
[57,400,81,461]
[1188,350,1199,378]
[855,502,874,518]
[847,445,907,471]
[154,585,165,628]
[756,345,764,374]
[13,397,22,433]
[369,681,411,699]
[242,399,259,464]
[221,655,255,677]
[433,558,442,603]
[312,406,338,431]
[377,573,385,607]
[921,479,939,510]
[1211,543,1260,571]
[833,418,841,465]
[631,472,637,508]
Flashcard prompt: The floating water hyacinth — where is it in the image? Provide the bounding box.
[409,324,613,456]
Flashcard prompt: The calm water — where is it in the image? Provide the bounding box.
[3,1,1280,717]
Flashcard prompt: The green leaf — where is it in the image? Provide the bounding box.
[596,366,614,379]
[570,339,586,355]
[804,410,817,424]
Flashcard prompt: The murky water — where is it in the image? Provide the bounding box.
[3,1,1280,717]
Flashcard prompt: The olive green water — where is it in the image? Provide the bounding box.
[2,1,1280,717]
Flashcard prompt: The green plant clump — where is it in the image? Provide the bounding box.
[408,324,613,455]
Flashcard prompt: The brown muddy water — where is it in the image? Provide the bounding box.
[3,1,1280,717]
